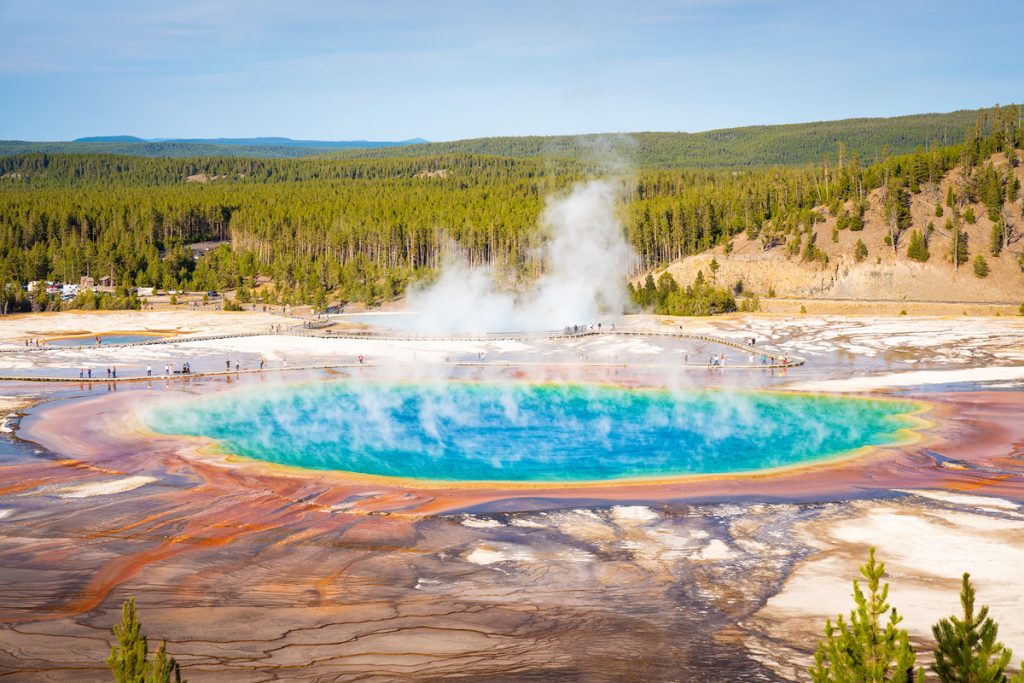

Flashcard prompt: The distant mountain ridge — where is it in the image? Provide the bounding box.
[3,103,1019,167]
[73,135,428,149]
[0,136,428,159]
[72,135,147,143]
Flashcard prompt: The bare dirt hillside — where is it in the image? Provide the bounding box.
[659,152,1024,304]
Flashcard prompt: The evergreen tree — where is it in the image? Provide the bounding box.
[949,217,969,269]
[849,208,866,231]
[855,239,868,263]
[883,178,912,253]
[991,222,1004,256]
[657,272,736,316]
[146,640,183,683]
[809,548,920,683]
[655,271,679,306]
[973,255,990,277]
[107,598,186,683]
[108,598,148,683]
[978,163,1005,216]
[932,573,1013,683]
[640,274,657,307]
[907,230,930,262]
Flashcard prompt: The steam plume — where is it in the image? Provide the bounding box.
[406,179,637,332]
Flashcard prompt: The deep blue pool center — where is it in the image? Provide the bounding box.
[144,381,921,483]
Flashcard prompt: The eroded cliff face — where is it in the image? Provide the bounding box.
[656,152,1024,305]
[665,250,1024,302]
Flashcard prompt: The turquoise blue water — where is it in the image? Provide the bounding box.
[143,382,921,483]
[48,334,159,346]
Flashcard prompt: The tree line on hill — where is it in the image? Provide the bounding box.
[2,104,1015,169]
[5,104,1014,169]
[330,105,1020,169]
[0,105,1021,315]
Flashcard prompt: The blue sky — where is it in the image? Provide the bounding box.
[1,0,1022,141]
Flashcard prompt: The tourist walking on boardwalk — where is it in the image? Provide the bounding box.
[87,368,92,379]
[147,364,152,376]
[226,359,231,370]
[106,367,111,378]
[112,367,117,378]
[79,368,83,379]
[259,358,265,370]
[235,360,239,371]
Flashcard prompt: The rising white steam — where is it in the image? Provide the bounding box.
[406,179,637,332]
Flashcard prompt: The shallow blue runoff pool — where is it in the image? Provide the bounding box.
[142,382,922,483]
[47,334,161,346]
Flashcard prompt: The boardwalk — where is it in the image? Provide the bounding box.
[0,326,803,382]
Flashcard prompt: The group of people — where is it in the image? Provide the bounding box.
[223,358,268,371]
[563,323,613,335]
[77,363,194,379]
[707,351,785,367]
[71,355,283,381]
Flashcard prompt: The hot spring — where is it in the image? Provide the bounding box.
[46,333,163,346]
[142,382,923,483]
